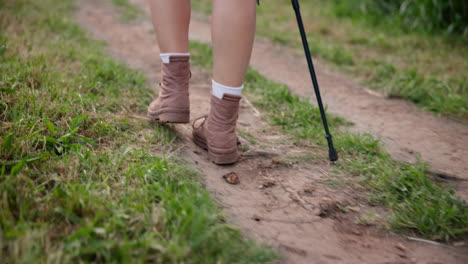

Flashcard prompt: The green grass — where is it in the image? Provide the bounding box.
[328,0,468,35]
[0,0,278,262]
[189,40,468,241]
[192,0,468,119]
[111,0,142,21]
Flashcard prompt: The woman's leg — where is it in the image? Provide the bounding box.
[192,0,257,165]
[147,0,191,123]
[148,0,191,53]
[211,0,256,87]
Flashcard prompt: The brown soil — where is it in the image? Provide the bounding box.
[76,0,468,263]
[186,15,468,202]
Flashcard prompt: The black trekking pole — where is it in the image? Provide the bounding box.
[291,0,338,162]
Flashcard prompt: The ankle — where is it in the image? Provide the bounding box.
[160,53,190,64]
[212,80,243,99]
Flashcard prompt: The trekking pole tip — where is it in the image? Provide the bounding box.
[329,147,339,162]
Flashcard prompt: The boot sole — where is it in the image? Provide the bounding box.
[192,133,239,165]
[148,111,190,124]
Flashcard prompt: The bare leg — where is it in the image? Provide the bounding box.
[211,0,256,87]
[147,0,191,124]
[192,0,257,165]
[148,0,191,53]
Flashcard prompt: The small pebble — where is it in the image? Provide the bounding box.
[395,243,406,252]
[453,241,465,247]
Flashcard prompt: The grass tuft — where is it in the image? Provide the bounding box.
[111,0,142,21]
[329,0,468,36]
[0,0,278,262]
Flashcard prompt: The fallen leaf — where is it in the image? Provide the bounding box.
[223,172,240,185]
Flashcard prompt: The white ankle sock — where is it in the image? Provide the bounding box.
[212,80,243,99]
[160,53,190,64]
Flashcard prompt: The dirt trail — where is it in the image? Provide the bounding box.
[183,15,468,198]
[76,0,467,263]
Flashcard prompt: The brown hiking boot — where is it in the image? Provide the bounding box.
[192,94,241,165]
[148,56,190,123]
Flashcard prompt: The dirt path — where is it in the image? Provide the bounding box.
[75,0,467,263]
[183,15,468,199]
